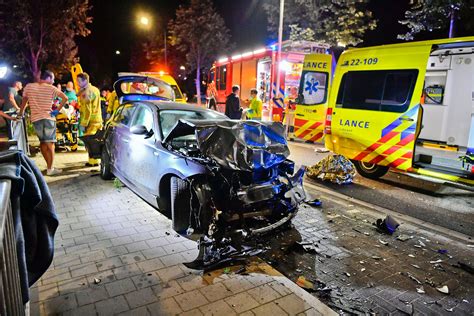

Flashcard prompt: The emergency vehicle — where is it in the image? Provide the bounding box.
[323,37,474,187]
[138,72,186,103]
[293,53,333,142]
[206,40,330,119]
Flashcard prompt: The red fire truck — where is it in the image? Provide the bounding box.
[206,41,330,120]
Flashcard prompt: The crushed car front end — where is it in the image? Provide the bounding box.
[164,119,306,268]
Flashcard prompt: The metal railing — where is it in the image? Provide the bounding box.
[0,179,25,315]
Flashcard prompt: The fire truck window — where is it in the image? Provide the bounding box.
[298,71,328,105]
[218,66,227,90]
[336,70,418,113]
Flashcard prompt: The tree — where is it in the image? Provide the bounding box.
[263,0,377,46]
[168,0,233,105]
[398,0,474,40]
[0,0,92,81]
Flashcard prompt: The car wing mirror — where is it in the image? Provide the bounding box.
[130,125,149,135]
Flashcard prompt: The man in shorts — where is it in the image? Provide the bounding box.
[20,70,68,176]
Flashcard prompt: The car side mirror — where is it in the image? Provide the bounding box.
[130,125,149,135]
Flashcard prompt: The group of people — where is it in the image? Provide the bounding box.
[5,70,105,175]
[224,85,263,120]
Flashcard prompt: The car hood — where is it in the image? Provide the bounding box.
[164,119,290,171]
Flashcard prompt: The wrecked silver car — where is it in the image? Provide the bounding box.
[83,76,306,269]
[164,118,306,268]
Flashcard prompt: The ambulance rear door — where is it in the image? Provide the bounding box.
[325,44,432,171]
[294,54,332,142]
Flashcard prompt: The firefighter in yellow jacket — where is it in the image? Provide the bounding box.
[77,72,103,166]
[106,90,120,119]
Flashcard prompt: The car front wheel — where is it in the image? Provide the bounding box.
[100,148,114,180]
[170,176,191,234]
[353,160,389,179]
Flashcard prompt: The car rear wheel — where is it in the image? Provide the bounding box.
[353,160,389,179]
[100,148,114,180]
[170,176,191,233]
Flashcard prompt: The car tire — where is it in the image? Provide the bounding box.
[353,160,389,179]
[100,148,114,180]
[170,176,191,233]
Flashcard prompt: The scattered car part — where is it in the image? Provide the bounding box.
[375,215,400,235]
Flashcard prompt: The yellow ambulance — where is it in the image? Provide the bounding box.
[293,54,332,142]
[324,37,474,187]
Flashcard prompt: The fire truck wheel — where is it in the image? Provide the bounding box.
[353,161,389,179]
[208,99,216,110]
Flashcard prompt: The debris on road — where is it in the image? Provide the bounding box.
[315,148,330,153]
[411,264,421,269]
[374,215,400,235]
[437,249,448,254]
[405,272,422,285]
[397,234,412,242]
[419,240,427,247]
[305,198,322,207]
[436,285,449,294]
[430,259,443,264]
[379,239,389,246]
[306,154,356,184]
[416,286,425,294]
[93,278,101,284]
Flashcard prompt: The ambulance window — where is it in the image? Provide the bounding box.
[336,70,417,113]
[299,71,328,105]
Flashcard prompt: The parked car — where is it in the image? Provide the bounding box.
[83,75,306,268]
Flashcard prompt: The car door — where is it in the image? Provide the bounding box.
[325,44,432,171]
[294,54,332,142]
[108,103,136,179]
[125,104,161,199]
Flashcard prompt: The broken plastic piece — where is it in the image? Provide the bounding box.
[436,285,449,294]
[93,278,101,284]
[437,249,448,254]
[296,276,314,290]
[379,239,389,246]
[375,215,400,235]
[397,235,412,242]
[430,259,443,264]
[416,286,425,294]
[305,198,322,207]
[411,264,420,269]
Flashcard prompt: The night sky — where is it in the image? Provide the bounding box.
[77,0,445,89]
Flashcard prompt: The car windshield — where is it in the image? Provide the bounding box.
[159,110,226,138]
[117,76,175,101]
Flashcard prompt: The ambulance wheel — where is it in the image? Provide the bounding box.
[353,161,389,179]
[208,99,216,110]
[170,176,191,234]
[100,148,113,180]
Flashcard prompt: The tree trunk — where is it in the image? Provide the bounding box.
[31,54,40,82]
[195,61,202,107]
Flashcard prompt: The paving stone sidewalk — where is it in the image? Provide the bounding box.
[28,148,335,316]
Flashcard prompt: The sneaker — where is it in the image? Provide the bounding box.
[46,168,62,176]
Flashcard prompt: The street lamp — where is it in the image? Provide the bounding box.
[115,50,121,55]
[140,16,149,26]
[180,65,185,71]
[0,66,8,79]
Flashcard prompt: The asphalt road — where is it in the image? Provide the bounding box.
[288,141,474,237]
